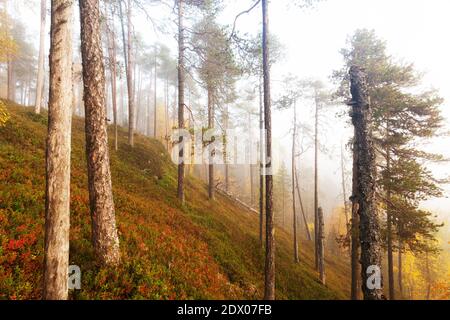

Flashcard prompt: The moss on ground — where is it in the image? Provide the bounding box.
[0,101,350,300]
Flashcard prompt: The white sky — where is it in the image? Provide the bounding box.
[17,0,450,222]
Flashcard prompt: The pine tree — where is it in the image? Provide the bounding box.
[176,0,185,203]
[118,0,135,146]
[349,65,384,300]
[105,1,119,151]
[79,0,120,266]
[334,29,444,300]
[43,0,74,300]
[192,3,239,201]
[34,0,46,114]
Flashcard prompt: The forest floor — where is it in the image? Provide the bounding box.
[0,101,350,299]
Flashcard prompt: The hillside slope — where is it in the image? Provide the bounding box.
[0,101,350,300]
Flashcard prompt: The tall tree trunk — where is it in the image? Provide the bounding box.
[43,0,74,300]
[398,239,403,298]
[120,79,125,125]
[165,76,169,150]
[207,87,215,200]
[248,112,254,206]
[386,143,395,300]
[259,79,264,248]
[349,65,383,300]
[72,64,79,115]
[119,0,134,146]
[340,142,349,234]
[21,81,25,105]
[262,0,275,301]
[20,81,27,106]
[79,0,120,266]
[35,0,47,114]
[294,169,312,241]
[224,105,230,193]
[24,81,28,105]
[225,156,230,191]
[25,80,29,105]
[153,45,158,137]
[292,101,298,263]
[135,68,142,132]
[147,70,153,136]
[126,0,134,145]
[350,156,361,300]
[281,174,285,228]
[106,5,118,151]
[318,207,326,285]
[133,46,138,130]
[314,89,319,271]
[425,252,431,300]
[177,0,185,203]
[7,59,14,101]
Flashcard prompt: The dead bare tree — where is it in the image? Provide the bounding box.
[318,207,325,285]
[292,100,299,263]
[349,65,383,300]
[177,0,185,203]
[262,0,275,300]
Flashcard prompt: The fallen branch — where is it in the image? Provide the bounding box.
[216,187,259,215]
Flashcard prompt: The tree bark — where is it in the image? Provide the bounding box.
[35,0,47,114]
[165,76,169,150]
[79,0,120,267]
[386,140,395,300]
[224,105,230,194]
[294,169,312,241]
[126,0,134,145]
[292,101,298,263]
[120,78,125,125]
[262,0,275,301]
[318,207,326,285]
[43,0,74,300]
[425,252,431,300]
[350,166,361,300]
[386,209,394,300]
[207,87,214,200]
[349,115,361,300]
[177,0,185,204]
[135,68,142,132]
[147,70,153,136]
[281,170,285,228]
[133,45,138,130]
[106,5,118,151]
[21,81,25,105]
[247,112,254,206]
[118,0,134,146]
[340,142,349,234]
[398,239,403,298]
[314,89,319,271]
[349,65,383,300]
[154,44,158,137]
[259,78,265,248]
[7,59,15,101]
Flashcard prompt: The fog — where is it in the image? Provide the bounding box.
[9,0,450,222]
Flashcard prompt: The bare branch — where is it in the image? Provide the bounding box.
[228,0,261,41]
